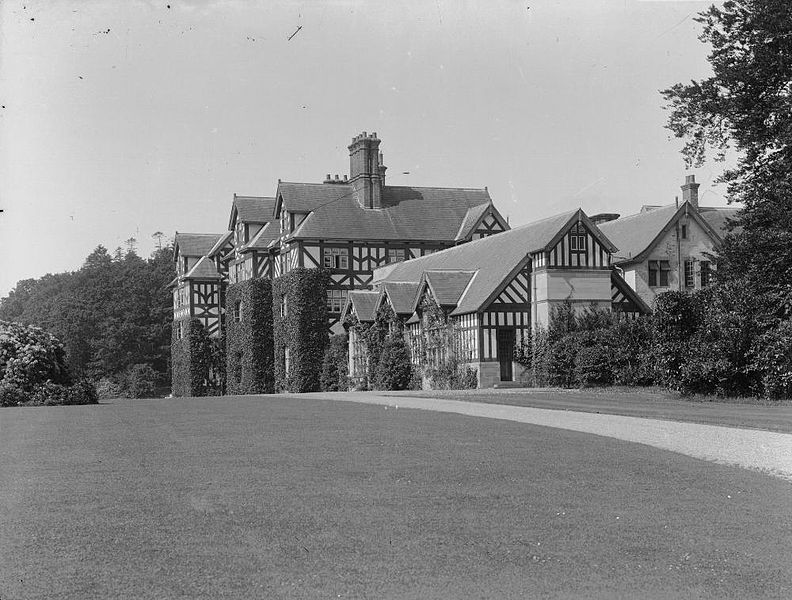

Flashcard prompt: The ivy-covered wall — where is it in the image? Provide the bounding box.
[171,319,224,397]
[272,268,331,392]
[225,278,274,395]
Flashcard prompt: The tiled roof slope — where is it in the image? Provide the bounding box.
[424,271,476,306]
[207,231,234,258]
[229,196,276,229]
[184,256,222,280]
[381,282,420,315]
[599,203,738,263]
[699,206,740,236]
[242,222,279,252]
[346,291,379,322]
[277,182,496,242]
[598,204,679,262]
[454,203,491,241]
[174,233,224,258]
[377,210,581,315]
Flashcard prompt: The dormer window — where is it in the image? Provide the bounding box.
[323,247,349,269]
[233,300,242,323]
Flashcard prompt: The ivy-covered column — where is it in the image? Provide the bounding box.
[171,320,223,397]
[272,268,331,392]
[225,278,274,395]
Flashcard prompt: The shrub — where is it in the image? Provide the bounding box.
[0,320,71,390]
[0,382,29,406]
[608,317,655,386]
[95,377,122,399]
[121,363,160,398]
[66,379,99,405]
[573,332,614,388]
[321,334,349,392]
[751,320,792,399]
[375,335,413,390]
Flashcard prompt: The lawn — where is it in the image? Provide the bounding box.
[385,387,792,433]
[1,395,791,599]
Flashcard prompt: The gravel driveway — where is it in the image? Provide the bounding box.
[293,392,792,482]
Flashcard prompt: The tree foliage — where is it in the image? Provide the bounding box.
[661,0,792,288]
[0,243,174,394]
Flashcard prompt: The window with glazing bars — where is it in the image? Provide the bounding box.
[323,247,349,269]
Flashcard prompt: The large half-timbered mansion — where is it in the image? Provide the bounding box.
[171,132,735,391]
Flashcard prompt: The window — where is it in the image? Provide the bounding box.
[648,260,671,287]
[569,224,586,252]
[326,289,347,313]
[233,300,242,323]
[323,247,349,269]
[700,261,712,287]
[684,260,695,288]
[176,321,183,340]
[284,347,290,375]
[280,295,288,317]
[681,224,688,240]
[387,248,406,263]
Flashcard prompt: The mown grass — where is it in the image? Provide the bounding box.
[1,395,791,599]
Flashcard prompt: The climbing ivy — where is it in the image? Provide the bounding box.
[225,278,274,395]
[272,268,331,392]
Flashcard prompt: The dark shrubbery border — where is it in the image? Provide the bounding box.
[225,278,274,395]
[272,268,331,393]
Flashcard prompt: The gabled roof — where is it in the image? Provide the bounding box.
[599,202,725,264]
[342,290,379,323]
[380,282,421,315]
[698,206,741,236]
[207,231,234,258]
[240,222,279,253]
[183,256,222,280]
[276,181,498,242]
[423,271,476,307]
[173,233,225,260]
[377,209,592,315]
[228,195,276,229]
[454,203,491,241]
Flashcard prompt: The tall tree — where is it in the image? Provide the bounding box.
[662,0,792,292]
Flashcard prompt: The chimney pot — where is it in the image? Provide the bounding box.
[335,174,340,180]
[343,174,348,181]
[362,131,367,138]
[681,174,700,209]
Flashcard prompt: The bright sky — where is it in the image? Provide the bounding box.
[0,0,726,297]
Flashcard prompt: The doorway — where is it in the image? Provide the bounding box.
[497,328,515,382]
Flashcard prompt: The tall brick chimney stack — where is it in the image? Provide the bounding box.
[349,131,385,209]
[681,174,700,209]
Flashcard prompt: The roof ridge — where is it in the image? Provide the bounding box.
[600,204,677,224]
[384,184,489,192]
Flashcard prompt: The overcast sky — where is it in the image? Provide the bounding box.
[0,0,726,297]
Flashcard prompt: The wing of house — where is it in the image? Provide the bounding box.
[364,208,643,387]
[598,175,740,306]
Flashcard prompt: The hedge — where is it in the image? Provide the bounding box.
[225,278,274,395]
[272,268,331,393]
